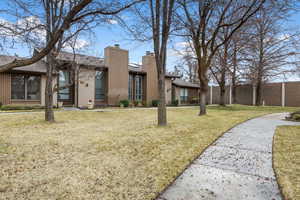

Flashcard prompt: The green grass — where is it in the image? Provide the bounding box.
[0,105,297,199]
[274,126,300,200]
[207,104,297,112]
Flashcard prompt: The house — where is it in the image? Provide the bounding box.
[172,79,200,105]
[0,44,199,108]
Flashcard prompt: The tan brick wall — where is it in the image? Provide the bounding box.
[142,54,158,105]
[105,46,129,105]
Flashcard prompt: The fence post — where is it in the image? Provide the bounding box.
[210,85,213,104]
[281,82,285,107]
[252,85,256,106]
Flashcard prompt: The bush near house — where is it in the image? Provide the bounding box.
[133,100,143,107]
[151,100,159,107]
[0,105,44,111]
[119,100,129,107]
[0,102,2,109]
[171,99,179,106]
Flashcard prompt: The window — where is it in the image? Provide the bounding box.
[95,71,106,100]
[27,76,41,100]
[128,74,134,100]
[58,71,71,100]
[128,74,144,101]
[180,88,188,102]
[11,74,41,100]
[135,75,143,101]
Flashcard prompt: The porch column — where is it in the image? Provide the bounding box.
[229,85,232,105]
[210,85,213,104]
[281,82,285,107]
[252,85,256,106]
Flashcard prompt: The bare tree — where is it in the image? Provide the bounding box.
[177,53,199,83]
[0,0,144,122]
[209,27,248,106]
[175,0,265,115]
[0,0,144,72]
[121,0,175,126]
[240,2,300,105]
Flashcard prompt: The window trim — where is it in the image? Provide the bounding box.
[11,74,41,101]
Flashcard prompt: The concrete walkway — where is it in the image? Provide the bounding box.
[158,113,299,200]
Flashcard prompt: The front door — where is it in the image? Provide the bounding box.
[58,70,74,106]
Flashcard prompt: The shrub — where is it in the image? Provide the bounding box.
[151,100,159,107]
[133,100,143,107]
[119,100,129,108]
[0,102,2,109]
[0,104,44,111]
[142,101,147,107]
[171,99,179,106]
[292,113,300,121]
[286,111,300,122]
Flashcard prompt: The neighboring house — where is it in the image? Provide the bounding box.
[0,44,199,108]
[172,79,200,105]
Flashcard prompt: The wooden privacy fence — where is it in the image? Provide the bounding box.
[207,81,300,107]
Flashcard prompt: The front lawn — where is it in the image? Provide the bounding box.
[273,126,300,200]
[0,106,297,199]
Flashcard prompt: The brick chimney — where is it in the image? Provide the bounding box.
[104,45,129,105]
[142,51,158,105]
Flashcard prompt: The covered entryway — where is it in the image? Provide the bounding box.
[58,70,75,106]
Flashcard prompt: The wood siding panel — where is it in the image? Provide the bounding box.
[262,83,281,106]
[235,85,253,105]
[0,73,11,105]
[187,88,199,104]
[285,82,300,107]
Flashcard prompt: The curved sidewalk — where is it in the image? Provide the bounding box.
[158,113,299,200]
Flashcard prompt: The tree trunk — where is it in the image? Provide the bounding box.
[255,80,262,106]
[45,55,55,122]
[157,71,167,126]
[219,41,228,106]
[199,72,209,115]
[232,46,237,104]
[232,84,237,104]
[219,84,226,106]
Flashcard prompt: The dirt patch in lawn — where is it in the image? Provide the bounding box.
[0,107,295,200]
[274,126,300,200]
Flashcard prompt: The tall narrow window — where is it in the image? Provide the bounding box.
[128,74,134,100]
[27,76,41,100]
[180,88,188,102]
[58,71,71,100]
[135,75,143,101]
[11,74,40,100]
[11,75,25,100]
[95,71,106,100]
